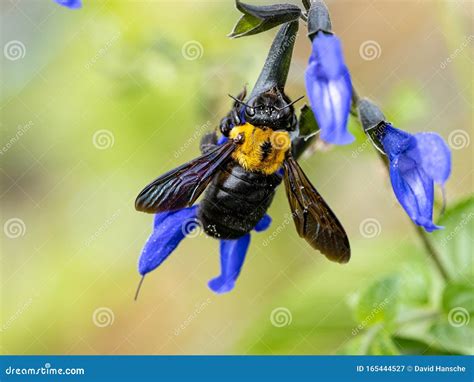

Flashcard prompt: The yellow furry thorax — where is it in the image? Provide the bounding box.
[229,122,291,175]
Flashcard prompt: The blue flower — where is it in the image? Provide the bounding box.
[54,0,82,9]
[381,123,451,232]
[138,205,272,294]
[305,31,354,145]
[208,214,272,294]
[138,206,198,276]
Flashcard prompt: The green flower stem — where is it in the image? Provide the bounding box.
[414,226,449,281]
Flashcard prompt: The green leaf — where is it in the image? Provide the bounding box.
[369,330,400,355]
[391,336,456,355]
[428,321,474,354]
[432,195,474,280]
[230,14,261,38]
[354,275,400,329]
[229,1,301,38]
[298,105,319,137]
[442,281,474,316]
[398,262,433,307]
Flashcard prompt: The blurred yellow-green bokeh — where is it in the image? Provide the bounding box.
[1,0,472,355]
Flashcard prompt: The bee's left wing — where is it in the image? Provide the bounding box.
[135,141,235,213]
[283,155,350,263]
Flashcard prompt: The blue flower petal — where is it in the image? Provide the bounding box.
[382,124,447,232]
[411,133,451,185]
[254,214,272,232]
[381,124,415,158]
[138,206,198,275]
[311,32,347,79]
[305,32,354,145]
[153,210,173,228]
[208,234,251,294]
[389,155,441,232]
[54,0,82,9]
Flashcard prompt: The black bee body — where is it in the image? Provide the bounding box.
[197,87,294,239]
[198,161,282,239]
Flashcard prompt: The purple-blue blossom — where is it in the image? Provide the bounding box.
[54,0,82,9]
[305,31,354,145]
[381,123,451,232]
[138,205,272,294]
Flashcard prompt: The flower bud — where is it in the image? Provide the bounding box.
[307,0,332,39]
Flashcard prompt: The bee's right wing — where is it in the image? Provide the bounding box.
[135,141,235,213]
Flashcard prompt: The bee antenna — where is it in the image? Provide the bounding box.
[134,275,146,301]
[228,94,252,108]
[277,95,305,111]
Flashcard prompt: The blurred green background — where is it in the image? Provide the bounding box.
[1,0,472,355]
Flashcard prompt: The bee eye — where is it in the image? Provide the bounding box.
[245,107,255,117]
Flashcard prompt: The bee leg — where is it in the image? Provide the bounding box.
[200,131,218,154]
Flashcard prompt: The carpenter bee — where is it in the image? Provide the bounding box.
[135,21,350,263]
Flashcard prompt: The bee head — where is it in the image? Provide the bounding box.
[232,88,302,132]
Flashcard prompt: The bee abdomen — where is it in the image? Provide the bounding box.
[198,163,282,239]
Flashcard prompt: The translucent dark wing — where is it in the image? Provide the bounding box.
[135,142,235,213]
[283,156,350,263]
